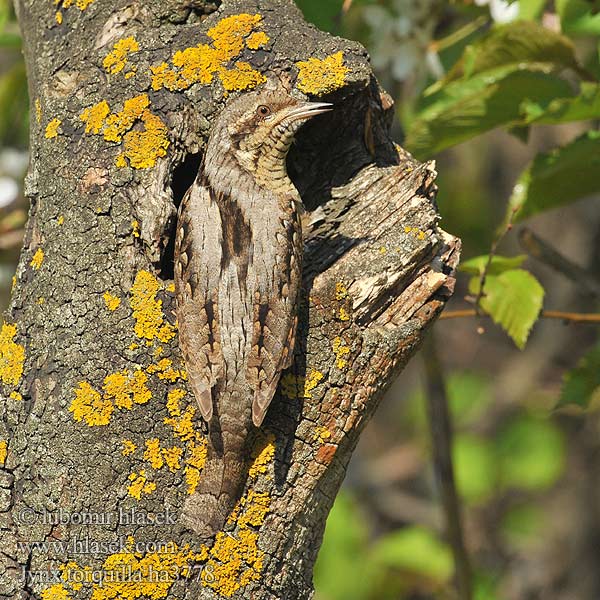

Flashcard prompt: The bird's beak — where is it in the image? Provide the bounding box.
[286,102,333,122]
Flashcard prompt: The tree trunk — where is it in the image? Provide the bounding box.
[0,1,459,598]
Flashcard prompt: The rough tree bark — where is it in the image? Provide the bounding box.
[0,1,459,598]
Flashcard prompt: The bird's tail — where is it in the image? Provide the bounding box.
[181,400,253,539]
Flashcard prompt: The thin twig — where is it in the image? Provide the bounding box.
[474,207,519,314]
[422,332,473,600]
[440,309,600,323]
[342,0,353,14]
[519,227,600,299]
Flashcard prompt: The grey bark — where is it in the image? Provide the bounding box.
[0,1,459,598]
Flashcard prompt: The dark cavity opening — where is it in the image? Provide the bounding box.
[159,151,202,281]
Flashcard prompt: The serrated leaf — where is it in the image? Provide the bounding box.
[460,254,527,276]
[557,0,600,36]
[372,526,453,582]
[469,269,544,348]
[507,131,600,222]
[559,344,600,408]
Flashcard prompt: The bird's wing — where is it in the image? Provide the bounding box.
[174,180,223,423]
[247,213,302,427]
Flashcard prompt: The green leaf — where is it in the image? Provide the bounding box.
[557,0,600,36]
[405,20,592,157]
[440,20,585,85]
[372,526,453,582]
[453,434,497,504]
[468,269,545,349]
[507,131,600,222]
[559,343,600,408]
[460,254,527,276]
[406,70,573,158]
[521,82,600,126]
[497,415,565,491]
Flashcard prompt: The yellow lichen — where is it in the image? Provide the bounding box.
[296,51,348,95]
[41,584,71,600]
[122,439,136,456]
[130,270,176,343]
[55,11,63,24]
[185,465,201,495]
[335,282,349,300]
[30,248,45,270]
[379,246,387,255]
[103,369,152,410]
[164,405,196,442]
[338,307,350,322]
[45,118,61,139]
[304,370,324,398]
[144,438,164,469]
[80,100,110,134]
[103,292,121,311]
[332,336,350,369]
[57,215,65,225]
[80,95,169,169]
[69,382,114,427]
[0,323,24,387]
[219,61,266,92]
[248,433,275,478]
[314,426,331,445]
[404,226,413,233]
[185,438,207,493]
[103,36,139,75]
[9,391,22,401]
[166,282,175,293]
[142,437,183,472]
[0,440,7,466]
[70,370,151,427]
[163,445,183,472]
[150,13,267,93]
[205,489,270,597]
[54,0,95,11]
[246,31,269,50]
[127,469,156,499]
[281,369,324,399]
[166,387,186,417]
[147,358,187,382]
[131,219,140,238]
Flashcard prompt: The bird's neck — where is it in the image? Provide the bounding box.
[204,150,298,207]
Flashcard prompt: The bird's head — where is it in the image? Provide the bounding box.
[206,84,332,191]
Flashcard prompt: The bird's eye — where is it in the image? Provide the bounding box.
[257,105,271,117]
